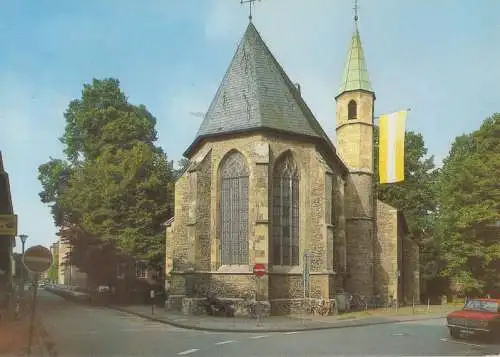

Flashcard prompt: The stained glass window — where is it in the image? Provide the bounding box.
[272,153,300,266]
[219,151,249,265]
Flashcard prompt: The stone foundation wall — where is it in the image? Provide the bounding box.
[169,272,257,298]
[167,295,336,318]
[268,274,332,300]
[168,272,336,316]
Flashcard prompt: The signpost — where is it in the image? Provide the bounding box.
[252,263,266,324]
[0,214,17,236]
[253,263,266,278]
[150,289,156,315]
[23,245,53,356]
[303,251,311,300]
[23,245,53,274]
[302,251,311,323]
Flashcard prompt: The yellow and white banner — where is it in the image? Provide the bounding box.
[378,110,407,184]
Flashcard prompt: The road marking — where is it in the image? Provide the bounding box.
[177,348,200,355]
[215,340,235,345]
[439,338,483,348]
[391,332,407,336]
[283,331,299,335]
[120,327,171,332]
[68,330,98,336]
[250,335,270,339]
[173,318,187,322]
[203,331,225,335]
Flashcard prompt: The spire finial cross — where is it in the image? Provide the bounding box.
[240,0,261,22]
[353,0,359,22]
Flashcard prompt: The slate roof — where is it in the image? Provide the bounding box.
[337,25,373,97]
[184,22,339,161]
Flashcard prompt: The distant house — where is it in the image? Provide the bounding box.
[57,227,88,288]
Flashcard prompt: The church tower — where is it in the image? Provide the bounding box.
[335,10,376,297]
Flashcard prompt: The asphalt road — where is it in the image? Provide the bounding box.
[37,290,500,357]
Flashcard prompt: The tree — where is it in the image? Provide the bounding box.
[38,78,175,283]
[38,159,74,227]
[60,78,158,164]
[373,127,441,288]
[47,252,59,282]
[61,142,173,266]
[436,114,500,296]
[174,158,190,180]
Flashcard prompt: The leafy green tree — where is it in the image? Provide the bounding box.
[38,78,175,282]
[436,114,500,296]
[174,158,190,180]
[374,127,438,239]
[38,159,73,226]
[61,142,173,266]
[47,252,59,282]
[60,78,158,164]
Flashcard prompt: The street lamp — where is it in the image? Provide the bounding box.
[18,234,28,296]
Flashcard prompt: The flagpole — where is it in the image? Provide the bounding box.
[374,108,411,120]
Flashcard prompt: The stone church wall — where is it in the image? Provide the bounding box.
[403,237,420,304]
[194,152,212,271]
[374,200,399,303]
[266,135,336,314]
[166,134,345,315]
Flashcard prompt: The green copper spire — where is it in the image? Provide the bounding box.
[337,24,373,97]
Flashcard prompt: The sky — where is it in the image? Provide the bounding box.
[0,0,498,252]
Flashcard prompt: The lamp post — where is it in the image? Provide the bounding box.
[18,234,28,297]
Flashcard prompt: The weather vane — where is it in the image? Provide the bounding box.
[240,0,261,22]
[353,0,359,22]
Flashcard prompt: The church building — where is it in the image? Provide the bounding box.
[165,15,420,315]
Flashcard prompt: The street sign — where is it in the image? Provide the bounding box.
[23,245,53,273]
[253,263,266,277]
[0,214,17,236]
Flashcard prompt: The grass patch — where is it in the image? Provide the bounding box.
[335,304,459,320]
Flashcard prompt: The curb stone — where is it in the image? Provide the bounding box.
[47,289,448,334]
[108,305,448,333]
[35,320,58,357]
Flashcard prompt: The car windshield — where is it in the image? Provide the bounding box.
[464,300,499,313]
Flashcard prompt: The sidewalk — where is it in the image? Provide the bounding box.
[46,285,458,333]
[0,300,46,357]
[110,304,457,333]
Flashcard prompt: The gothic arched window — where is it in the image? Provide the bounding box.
[348,99,357,120]
[272,152,300,266]
[219,151,249,265]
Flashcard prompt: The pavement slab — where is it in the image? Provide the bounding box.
[0,306,45,356]
[110,303,454,333]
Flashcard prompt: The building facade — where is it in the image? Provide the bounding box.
[58,228,87,288]
[165,19,420,315]
[0,151,16,312]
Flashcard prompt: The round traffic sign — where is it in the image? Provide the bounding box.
[23,245,53,273]
[253,263,266,278]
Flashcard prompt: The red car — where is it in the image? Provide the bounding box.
[447,298,500,341]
